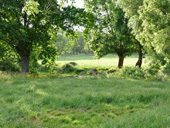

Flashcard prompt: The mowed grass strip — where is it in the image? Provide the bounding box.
[0,76,169,127]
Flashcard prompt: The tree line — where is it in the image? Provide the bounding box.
[53,31,93,55]
[1,0,170,75]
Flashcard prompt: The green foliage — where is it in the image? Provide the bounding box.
[0,60,20,72]
[0,42,20,72]
[137,0,170,67]
[147,64,161,76]
[69,62,77,66]
[0,0,93,73]
[117,66,168,81]
[118,0,144,43]
[119,67,146,79]
[53,33,71,55]
[22,0,40,16]
[84,0,139,68]
[61,62,77,73]
[72,31,85,54]
[29,47,41,74]
[163,62,170,75]
[53,31,93,55]
[119,0,170,73]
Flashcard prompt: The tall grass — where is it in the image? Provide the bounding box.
[0,76,169,127]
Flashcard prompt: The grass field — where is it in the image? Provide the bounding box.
[0,55,169,127]
[0,75,170,127]
[56,54,148,69]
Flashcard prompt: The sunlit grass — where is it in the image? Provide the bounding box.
[0,76,169,127]
[56,54,148,69]
[0,54,168,127]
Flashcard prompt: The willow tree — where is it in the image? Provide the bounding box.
[0,0,93,73]
[84,0,138,68]
[138,0,170,72]
[119,0,170,72]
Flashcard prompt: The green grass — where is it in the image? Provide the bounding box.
[0,75,170,127]
[56,54,148,69]
[0,55,169,127]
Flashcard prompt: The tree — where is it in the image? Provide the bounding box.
[72,31,85,54]
[135,44,143,68]
[52,31,93,55]
[0,0,93,73]
[118,0,144,68]
[53,33,71,55]
[119,0,170,71]
[138,0,170,72]
[84,0,138,68]
[83,32,94,54]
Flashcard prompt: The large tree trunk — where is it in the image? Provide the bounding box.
[20,53,30,74]
[118,53,124,68]
[136,44,143,68]
[16,40,31,74]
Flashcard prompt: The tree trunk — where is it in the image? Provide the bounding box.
[20,53,30,74]
[118,53,124,68]
[135,44,143,68]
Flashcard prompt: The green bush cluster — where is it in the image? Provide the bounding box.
[147,64,160,76]
[61,62,77,73]
[0,60,20,72]
[118,66,168,80]
[163,62,170,75]
[119,67,146,79]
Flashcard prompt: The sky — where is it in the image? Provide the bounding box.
[63,0,85,31]
[65,0,84,8]
[74,0,84,8]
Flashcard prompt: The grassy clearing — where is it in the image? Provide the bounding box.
[0,75,170,127]
[56,54,148,69]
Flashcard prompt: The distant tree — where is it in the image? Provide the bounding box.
[53,33,71,55]
[82,32,94,54]
[72,31,85,54]
[84,0,138,68]
[0,0,93,73]
[53,31,93,55]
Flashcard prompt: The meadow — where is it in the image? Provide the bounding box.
[56,54,148,69]
[0,55,169,128]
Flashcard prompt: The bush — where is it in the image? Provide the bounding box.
[61,62,77,73]
[147,64,160,75]
[69,62,77,66]
[117,66,168,81]
[163,62,170,75]
[119,67,146,79]
[0,60,20,72]
[29,50,40,74]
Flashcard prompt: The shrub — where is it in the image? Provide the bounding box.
[69,62,77,66]
[119,67,146,79]
[61,63,77,73]
[163,62,170,75]
[0,60,20,72]
[117,66,168,81]
[147,64,160,75]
